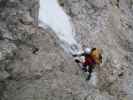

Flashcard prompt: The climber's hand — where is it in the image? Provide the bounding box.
[72,54,77,57]
[75,59,80,63]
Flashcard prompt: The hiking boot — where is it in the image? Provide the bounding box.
[86,74,91,80]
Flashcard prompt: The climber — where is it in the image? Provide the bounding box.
[72,47,102,80]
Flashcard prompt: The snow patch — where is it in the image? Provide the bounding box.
[39,0,80,54]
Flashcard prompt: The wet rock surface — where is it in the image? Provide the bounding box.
[0,0,132,100]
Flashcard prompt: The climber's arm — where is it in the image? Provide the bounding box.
[72,52,85,57]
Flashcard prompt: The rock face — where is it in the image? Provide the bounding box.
[0,0,132,100]
[63,0,132,99]
[0,0,91,100]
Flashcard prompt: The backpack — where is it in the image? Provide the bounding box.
[90,48,102,65]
